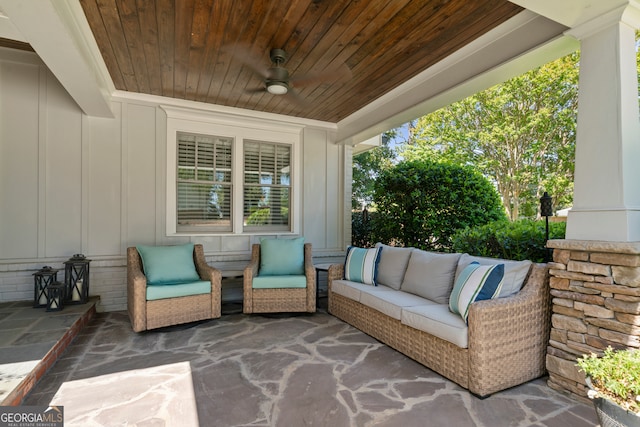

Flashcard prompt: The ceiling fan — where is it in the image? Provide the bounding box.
[231,47,352,103]
[263,48,291,95]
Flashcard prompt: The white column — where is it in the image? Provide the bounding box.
[566,6,640,241]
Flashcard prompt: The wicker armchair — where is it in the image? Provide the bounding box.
[243,242,316,313]
[127,244,221,332]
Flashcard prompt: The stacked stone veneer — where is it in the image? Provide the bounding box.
[545,239,640,401]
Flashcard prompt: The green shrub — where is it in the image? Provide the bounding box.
[577,347,640,414]
[450,219,566,262]
[371,160,507,251]
[246,207,288,225]
[352,209,377,248]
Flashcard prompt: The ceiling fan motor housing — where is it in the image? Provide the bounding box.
[266,59,290,94]
[269,48,287,65]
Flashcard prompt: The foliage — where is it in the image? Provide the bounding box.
[246,207,288,225]
[351,209,378,248]
[577,347,640,414]
[370,160,507,251]
[451,219,566,262]
[400,53,579,220]
[352,129,399,210]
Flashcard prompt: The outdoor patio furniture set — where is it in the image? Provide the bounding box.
[127,239,315,333]
[127,240,551,398]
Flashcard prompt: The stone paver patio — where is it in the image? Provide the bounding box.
[21,308,599,426]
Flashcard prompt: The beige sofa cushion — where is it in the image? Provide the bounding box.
[359,287,436,320]
[401,304,469,348]
[454,254,532,298]
[331,279,374,302]
[374,243,413,290]
[400,250,461,304]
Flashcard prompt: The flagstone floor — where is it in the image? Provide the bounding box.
[15,301,599,427]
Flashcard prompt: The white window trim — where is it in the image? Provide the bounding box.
[163,105,303,236]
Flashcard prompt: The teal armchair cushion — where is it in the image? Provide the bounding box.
[259,237,305,276]
[136,243,200,285]
[252,275,307,289]
[146,280,211,301]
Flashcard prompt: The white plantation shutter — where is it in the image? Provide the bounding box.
[176,132,232,232]
[244,140,291,231]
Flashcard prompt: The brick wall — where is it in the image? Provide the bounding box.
[545,240,640,401]
[1,254,342,312]
[0,258,127,312]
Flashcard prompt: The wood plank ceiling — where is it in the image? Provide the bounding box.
[80,0,523,123]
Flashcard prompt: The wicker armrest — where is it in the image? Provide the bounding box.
[327,264,344,292]
[193,244,222,318]
[127,247,148,332]
[304,243,316,311]
[243,244,260,313]
[467,263,551,396]
[193,244,222,290]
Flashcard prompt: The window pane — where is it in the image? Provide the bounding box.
[177,131,233,232]
[197,140,215,181]
[177,182,232,227]
[178,139,196,180]
[276,145,290,185]
[243,140,291,230]
[215,143,232,183]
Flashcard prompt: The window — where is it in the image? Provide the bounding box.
[176,132,232,232]
[243,141,291,231]
[164,106,302,236]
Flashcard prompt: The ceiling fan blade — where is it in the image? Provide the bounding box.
[223,44,270,79]
[245,87,267,94]
[285,88,309,107]
[290,63,352,88]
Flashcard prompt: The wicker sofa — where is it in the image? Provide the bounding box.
[327,245,551,398]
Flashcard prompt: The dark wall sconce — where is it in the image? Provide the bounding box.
[540,192,553,262]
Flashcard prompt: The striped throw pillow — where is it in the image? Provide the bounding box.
[449,262,504,323]
[344,246,381,285]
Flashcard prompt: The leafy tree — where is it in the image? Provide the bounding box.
[371,160,507,251]
[351,129,399,210]
[401,53,579,220]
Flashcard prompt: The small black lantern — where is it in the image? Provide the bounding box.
[46,282,65,312]
[64,254,91,304]
[33,266,60,308]
[540,192,553,262]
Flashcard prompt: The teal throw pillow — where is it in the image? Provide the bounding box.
[136,243,200,285]
[344,246,381,285]
[449,262,504,323]
[259,237,305,276]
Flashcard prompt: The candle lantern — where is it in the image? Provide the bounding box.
[64,254,91,304]
[46,282,65,312]
[33,266,60,308]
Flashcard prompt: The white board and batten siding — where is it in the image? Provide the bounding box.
[0,48,351,311]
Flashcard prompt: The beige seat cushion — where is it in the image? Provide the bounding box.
[331,279,376,302]
[359,287,435,320]
[401,304,469,348]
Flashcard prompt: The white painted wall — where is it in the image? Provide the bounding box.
[0,48,350,311]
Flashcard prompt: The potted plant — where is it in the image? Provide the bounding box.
[576,346,640,427]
